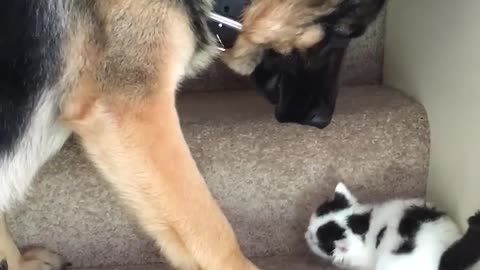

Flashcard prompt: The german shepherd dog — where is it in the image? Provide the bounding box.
[0,1,384,270]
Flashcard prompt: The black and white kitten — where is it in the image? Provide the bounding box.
[305,183,480,270]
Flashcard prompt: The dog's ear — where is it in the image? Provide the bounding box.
[318,0,386,38]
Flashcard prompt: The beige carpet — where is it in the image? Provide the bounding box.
[8,86,429,268]
[75,255,336,270]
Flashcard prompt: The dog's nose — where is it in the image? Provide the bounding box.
[303,107,333,129]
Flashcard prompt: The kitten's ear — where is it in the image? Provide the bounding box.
[334,182,358,205]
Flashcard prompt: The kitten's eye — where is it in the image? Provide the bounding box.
[316,221,346,255]
[315,193,351,217]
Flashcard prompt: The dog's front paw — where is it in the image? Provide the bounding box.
[21,248,70,270]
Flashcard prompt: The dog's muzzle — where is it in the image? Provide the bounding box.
[208,0,352,129]
[250,35,351,129]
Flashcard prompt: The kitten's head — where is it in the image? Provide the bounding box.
[305,183,371,268]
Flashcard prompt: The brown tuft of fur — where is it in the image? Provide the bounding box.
[223,0,341,74]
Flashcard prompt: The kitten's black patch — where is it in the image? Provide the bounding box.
[347,211,371,238]
[440,211,480,270]
[316,221,346,255]
[394,206,444,254]
[395,240,415,254]
[376,226,387,248]
[316,192,351,217]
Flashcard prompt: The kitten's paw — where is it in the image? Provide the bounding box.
[332,255,347,268]
[332,250,350,268]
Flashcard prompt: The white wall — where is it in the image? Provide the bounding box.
[384,0,480,237]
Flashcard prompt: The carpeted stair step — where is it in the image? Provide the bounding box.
[75,255,336,270]
[8,85,429,268]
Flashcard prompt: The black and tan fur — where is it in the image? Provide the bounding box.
[0,1,382,270]
[251,0,386,128]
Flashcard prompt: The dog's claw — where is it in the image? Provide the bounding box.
[60,262,72,270]
[0,259,8,270]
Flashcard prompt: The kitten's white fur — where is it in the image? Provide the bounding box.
[305,183,461,270]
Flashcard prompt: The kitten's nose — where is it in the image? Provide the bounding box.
[334,240,348,252]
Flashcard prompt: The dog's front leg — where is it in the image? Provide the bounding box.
[61,81,258,270]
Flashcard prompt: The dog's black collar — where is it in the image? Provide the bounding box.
[207,0,249,51]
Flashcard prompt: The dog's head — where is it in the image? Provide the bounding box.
[249,0,386,129]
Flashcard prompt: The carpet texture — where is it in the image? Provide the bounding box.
[8,86,429,268]
[75,255,336,270]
